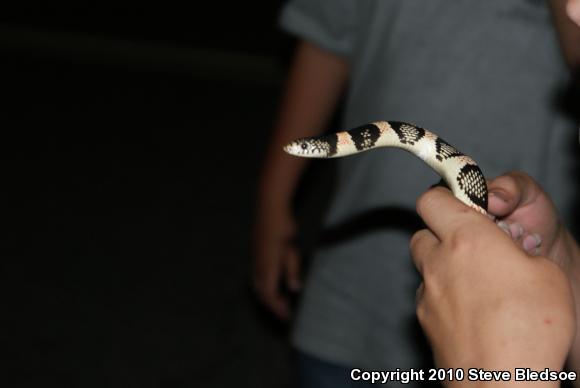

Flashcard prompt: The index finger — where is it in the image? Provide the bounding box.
[410,228,439,275]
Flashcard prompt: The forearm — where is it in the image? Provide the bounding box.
[258,41,349,210]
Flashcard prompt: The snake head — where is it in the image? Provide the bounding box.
[283,138,330,158]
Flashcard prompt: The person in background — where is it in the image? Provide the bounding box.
[254,1,580,387]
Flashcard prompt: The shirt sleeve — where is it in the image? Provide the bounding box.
[279,0,355,57]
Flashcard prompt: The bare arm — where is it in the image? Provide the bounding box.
[564,0,580,27]
[253,40,349,319]
[549,0,580,70]
[258,40,349,208]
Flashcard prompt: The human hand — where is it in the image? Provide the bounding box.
[410,187,575,378]
[252,206,301,320]
[488,171,574,269]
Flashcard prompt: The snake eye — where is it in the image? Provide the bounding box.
[301,143,308,150]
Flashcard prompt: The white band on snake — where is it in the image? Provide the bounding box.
[283,121,489,215]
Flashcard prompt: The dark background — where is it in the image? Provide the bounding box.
[3,5,580,388]
[1,3,302,387]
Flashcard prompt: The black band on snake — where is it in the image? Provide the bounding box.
[283,121,489,215]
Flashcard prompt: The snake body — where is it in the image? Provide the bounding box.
[283,121,489,215]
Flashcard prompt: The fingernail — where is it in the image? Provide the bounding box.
[523,233,541,251]
[497,221,511,236]
[489,190,509,203]
[509,223,524,239]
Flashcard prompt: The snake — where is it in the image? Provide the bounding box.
[283,121,489,215]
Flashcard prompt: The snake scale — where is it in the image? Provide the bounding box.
[283,121,489,215]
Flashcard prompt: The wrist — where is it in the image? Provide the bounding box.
[257,177,295,213]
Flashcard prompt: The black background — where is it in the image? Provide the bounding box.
[1,3,299,387]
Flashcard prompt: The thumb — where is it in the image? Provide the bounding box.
[487,171,538,218]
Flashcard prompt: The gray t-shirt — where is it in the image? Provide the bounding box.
[280,0,577,372]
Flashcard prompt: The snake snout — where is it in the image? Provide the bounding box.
[284,138,330,158]
[284,140,311,156]
[283,141,299,155]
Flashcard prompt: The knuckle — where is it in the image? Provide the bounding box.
[416,302,428,326]
[421,274,437,299]
[501,174,519,193]
[415,282,425,300]
[415,284,442,333]
[446,228,474,254]
[416,190,433,217]
[410,236,433,275]
[409,231,423,253]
